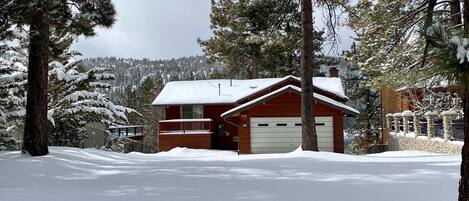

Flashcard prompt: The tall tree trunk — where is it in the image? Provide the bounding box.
[250,44,260,79]
[365,91,373,138]
[460,83,469,201]
[22,6,49,156]
[421,0,437,67]
[459,1,469,200]
[451,0,462,27]
[300,0,318,151]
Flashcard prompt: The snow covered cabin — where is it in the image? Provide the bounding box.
[152,73,359,154]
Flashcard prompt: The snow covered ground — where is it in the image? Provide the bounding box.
[0,147,461,201]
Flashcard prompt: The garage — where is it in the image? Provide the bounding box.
[250,117,334,153]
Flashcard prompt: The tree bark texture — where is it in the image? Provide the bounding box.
[250,44,260,79]
[451,0,462,27]
[300,0,318,151]
[459,1,469,200]
[22,6,49,156]
[459,82,469,201]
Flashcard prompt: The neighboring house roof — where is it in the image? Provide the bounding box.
[220,85,359,118]
[152,75,348,106]
[396,76,453,92]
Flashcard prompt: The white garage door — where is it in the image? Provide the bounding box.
[250,117,334,153]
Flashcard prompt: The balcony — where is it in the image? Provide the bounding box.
[108,125,145,140]
[158,118,213,135]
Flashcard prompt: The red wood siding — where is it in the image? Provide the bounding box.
[165,106,180,119]
[204,105,238,150]
[238,92,345,154]
[160,104,239,151]
[159,134,211,151]
[159,83,347,154]
[333,114,344,153]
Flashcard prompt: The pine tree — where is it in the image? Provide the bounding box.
[119,76,163,152]
[138,76,163,152]
[342,43,381,153]
[199,0,325,78]
[348,1,469,199]
[300,0,318,151]
[169,73,180,81]
[0,53,27,150]
[47,59,135,147]
[123,84,141,124]
[1,0,116,156]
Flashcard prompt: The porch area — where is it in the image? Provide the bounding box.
[158,119,213,151]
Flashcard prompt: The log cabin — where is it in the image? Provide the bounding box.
[380,81,460,143]
[152,72,359,154]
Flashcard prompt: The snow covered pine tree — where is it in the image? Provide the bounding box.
[47,59,136,147]
[0,54,27,150]
[1,0,116,156]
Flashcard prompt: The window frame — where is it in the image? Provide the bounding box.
[180,105,204,119]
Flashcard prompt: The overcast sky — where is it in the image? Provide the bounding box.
[72,0,355,60]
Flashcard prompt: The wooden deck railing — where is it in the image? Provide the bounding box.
[159,118,213,135]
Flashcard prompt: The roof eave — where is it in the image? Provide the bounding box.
[221,85,359,118]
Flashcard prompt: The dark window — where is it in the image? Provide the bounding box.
[276,123,287,126]
[218,124,225,136]
[180,105,203,119]
[315,123,325,126]
[295,123,302,126]
[258,123,269,127]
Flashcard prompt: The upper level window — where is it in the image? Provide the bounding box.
[181,105,203,119]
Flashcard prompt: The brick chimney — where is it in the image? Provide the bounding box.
[329,67,339,78]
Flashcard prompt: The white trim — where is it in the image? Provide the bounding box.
[159,118,213,123]
[314,91,360,115]
[221,85,359,118]
[159,130,212,135]
[108,125,145,129]
[250,117,334,153]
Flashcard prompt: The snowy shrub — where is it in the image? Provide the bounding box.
[349,134,375,155]
[100,135,132,153]
[99,133,155,154]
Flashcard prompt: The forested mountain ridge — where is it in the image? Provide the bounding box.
[83,55,222,104]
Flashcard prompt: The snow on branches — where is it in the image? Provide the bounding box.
[0,55,26,129]
[450,37,469,64]
[0,54,26,150]
[1,52,137,147]
[47,59,137,146]
[409,88,462,115]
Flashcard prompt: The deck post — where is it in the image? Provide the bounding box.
[393,113,402,133]
[413,111,421,138]
[402,110,413,135]
[424,111,437,139]
[442,109,457,141]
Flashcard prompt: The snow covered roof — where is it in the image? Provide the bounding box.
[311,77,347,99]
[396,76,453,92]
[221,85,359,117]
[108,125,144,129]
[152,75,348,106]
